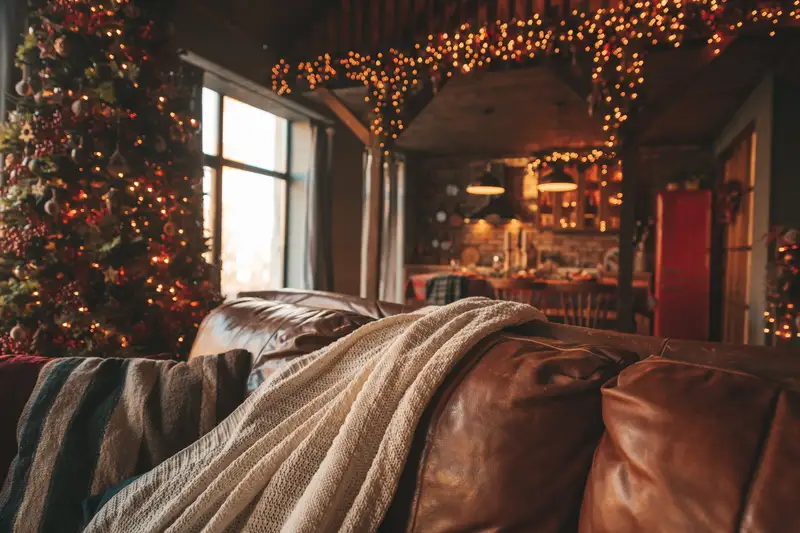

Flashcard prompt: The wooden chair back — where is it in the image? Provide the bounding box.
[554,282,618,329]
[491,279,549,308]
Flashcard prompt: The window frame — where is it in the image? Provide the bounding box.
[202,88,293,293]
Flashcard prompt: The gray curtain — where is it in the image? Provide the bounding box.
[304,124,334,291]
[378,153,406,303]
[1,0,25,120]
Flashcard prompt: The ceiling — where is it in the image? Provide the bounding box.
[299,33,797,158]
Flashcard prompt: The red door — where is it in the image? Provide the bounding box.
[655,190,712,340]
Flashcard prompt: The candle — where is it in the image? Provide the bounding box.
[521,230,527,252]
[504,231,510,251]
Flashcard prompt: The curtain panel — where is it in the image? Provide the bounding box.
[1,0,25,121]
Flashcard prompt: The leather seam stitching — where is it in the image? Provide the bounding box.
[732,388,783,533]
[657,337,671,356]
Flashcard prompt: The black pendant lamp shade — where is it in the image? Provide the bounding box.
[537,165,578,192]
[466,167,505,196]
[468,193,518,224]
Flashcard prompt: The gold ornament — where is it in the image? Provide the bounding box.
[104,267,120,284]
[54,36,69,57]
[18,122,34,143]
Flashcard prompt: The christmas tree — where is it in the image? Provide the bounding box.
[0,0,220,358]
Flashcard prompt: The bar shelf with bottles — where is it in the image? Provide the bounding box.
[536,163,623,233]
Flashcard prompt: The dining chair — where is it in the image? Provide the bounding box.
[492,279,549,309]
[553,283,618,329]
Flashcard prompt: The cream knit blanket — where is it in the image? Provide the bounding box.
[85,298,544,533]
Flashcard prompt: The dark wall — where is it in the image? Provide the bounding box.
[329,126,364,296]
[770,77,800,229]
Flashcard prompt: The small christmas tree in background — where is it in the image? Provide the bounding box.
[0,0,220,358]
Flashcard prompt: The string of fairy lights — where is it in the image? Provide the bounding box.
[273,0,799,163]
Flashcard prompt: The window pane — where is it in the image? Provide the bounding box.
[202,166,216,264]
[202,88,221,156]
[220,167,286,299]
[222,97,288,173]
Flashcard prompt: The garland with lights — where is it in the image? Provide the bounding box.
[0,0,220,357]
[765,228,800,343]
[273,0,798,159]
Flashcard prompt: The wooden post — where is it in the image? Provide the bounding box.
[616,142,637,332]
[361,143,383,299]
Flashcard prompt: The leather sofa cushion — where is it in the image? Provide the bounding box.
[237,289,423,319]
[580,356,800,533]
[381,333,637,533]
[189,298,372,361]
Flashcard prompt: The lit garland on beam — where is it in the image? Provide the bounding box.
[273,0,799,155]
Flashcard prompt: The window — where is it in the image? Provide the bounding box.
[202,87,290,299]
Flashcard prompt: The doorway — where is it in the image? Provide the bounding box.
[718,128,757,344]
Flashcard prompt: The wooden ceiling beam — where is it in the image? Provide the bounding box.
[400,74,452,136]
[316,87,371,146]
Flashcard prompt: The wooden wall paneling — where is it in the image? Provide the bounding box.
[533,0,546,17]
[371,0,381,51]
[549,0,562,19]
[514,0,528,20]
[477,0,488,26]
[328,10,339,57]
[397,0,412,47]
[385,0,396,46]
[412,0,427,42]
[341,0,352,53]
[353,0,364,52]
[457,0,466,28]
[497,0,511,21]
[443,0,458,30]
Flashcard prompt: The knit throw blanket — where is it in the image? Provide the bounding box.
[0,351,252,533]
[85,298,545,533]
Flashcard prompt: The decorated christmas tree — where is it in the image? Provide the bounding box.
[0,0,220,358]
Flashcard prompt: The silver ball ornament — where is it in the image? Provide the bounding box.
[44,198,60,216]
[10,324,27,341]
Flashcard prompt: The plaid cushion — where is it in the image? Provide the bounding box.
[425,275,471,305]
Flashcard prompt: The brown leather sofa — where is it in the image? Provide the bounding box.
[191,290,800,533]
[3,290,798,531]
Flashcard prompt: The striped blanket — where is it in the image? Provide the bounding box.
[0,351,252,533]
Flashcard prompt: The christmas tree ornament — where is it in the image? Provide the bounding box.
[54,36,70,57]
[44,192,60,216]
[18,122,35,143]
[12,264,26,279]
[105,187,119,212]
[104,266,120,283]
[4,154,18,168]
[28,158,42,174]
[163,221,177,237]
[71,98,89,117]
[10,324,27,341]
[107,149,130,177]
[15,79,32,97]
